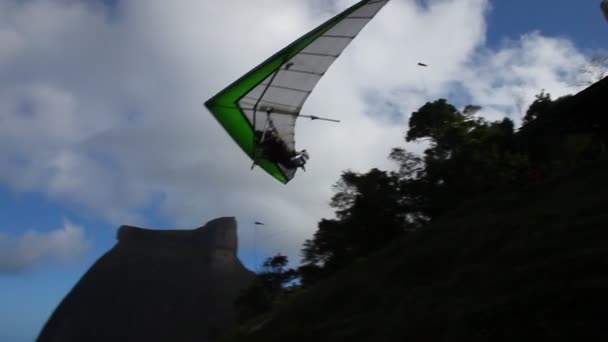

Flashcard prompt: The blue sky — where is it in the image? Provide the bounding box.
[0,0,606,341]
[487,0,607,51]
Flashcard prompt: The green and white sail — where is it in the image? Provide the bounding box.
[205,0,390,183]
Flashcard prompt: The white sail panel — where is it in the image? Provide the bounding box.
[237,0,390,143]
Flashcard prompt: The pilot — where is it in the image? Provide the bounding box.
[289,150,309,171]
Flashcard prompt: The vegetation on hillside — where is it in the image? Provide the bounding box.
[231,78,608,339]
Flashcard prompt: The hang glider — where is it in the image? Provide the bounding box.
[417,62,428,67]
[204,0,391,184]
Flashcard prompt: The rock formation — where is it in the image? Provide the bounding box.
[37,217,254,342]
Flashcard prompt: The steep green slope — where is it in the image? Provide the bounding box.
[224,162,608,341]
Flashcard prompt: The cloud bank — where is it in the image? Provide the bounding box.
[0,220,89,273]
[0,0,594,263]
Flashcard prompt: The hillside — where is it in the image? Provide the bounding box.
[223,162,608,341]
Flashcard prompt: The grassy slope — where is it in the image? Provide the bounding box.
[224,162,608,341]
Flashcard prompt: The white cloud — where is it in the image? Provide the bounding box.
[456,31,588,122]
[0,220,90,273]
[0,0,596,264]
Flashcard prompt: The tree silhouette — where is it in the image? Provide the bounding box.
[235,254,296,323]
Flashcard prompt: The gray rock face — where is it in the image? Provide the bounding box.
[37,217,254,342]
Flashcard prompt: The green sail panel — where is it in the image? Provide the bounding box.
[205,0,390,183]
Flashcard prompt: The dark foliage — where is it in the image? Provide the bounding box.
[298,81,608,287]
[235,254,297,323]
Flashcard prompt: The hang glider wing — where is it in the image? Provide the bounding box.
[205,0,390,183]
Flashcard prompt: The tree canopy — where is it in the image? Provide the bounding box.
[296,87,607,287]
[242,79,608,321]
